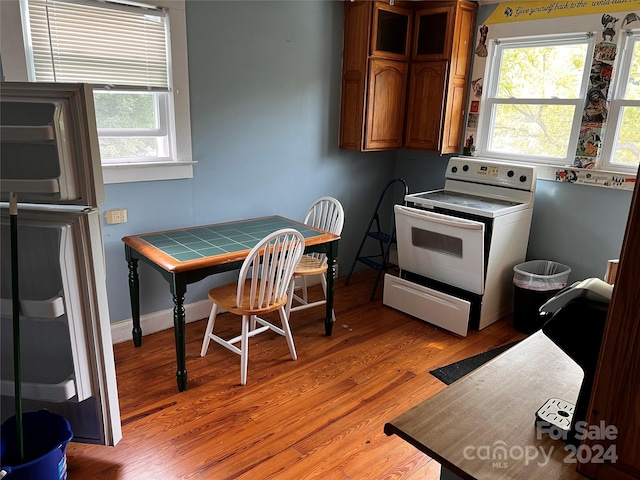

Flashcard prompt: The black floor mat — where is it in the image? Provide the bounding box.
[429,341,521,385]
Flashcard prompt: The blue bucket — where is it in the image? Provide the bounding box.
[1,411,73,480]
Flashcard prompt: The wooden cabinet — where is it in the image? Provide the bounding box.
[406,1,476,153]
[339,0,477,153]
[339,1,411,151]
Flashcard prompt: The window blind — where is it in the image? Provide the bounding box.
[26,0,169,89]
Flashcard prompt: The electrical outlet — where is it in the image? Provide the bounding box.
[105,208,128,224]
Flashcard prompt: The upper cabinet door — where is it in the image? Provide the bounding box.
[371,2,412,60]
[365,58,408,150]
[404,61,448,151]
[412,4,455,61]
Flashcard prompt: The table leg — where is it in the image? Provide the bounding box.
[172,279,188,392]
[325,240,338,336]
[125,247,142,347]
[440,466,463,480]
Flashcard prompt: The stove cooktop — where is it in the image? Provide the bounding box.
[410,190,522,213]
[405,157,536,218]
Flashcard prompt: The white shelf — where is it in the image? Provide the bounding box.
[0,178,61,195]
[0,294,65,319]
[0,124,56,142]
[0,293,76,402]
[1,376,77,403]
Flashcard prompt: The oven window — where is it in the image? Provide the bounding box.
[411,228,463,258]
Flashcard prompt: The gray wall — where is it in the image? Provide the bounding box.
[526,180,632,281]
[101,1,396,323]
[74,0,637,323]
[395,151,633,283]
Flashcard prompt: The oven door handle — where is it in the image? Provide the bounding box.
[395,205,484,230]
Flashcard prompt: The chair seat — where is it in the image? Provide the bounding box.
[294,255,328,277]
[209,280,288,316]
[289,255,333,317]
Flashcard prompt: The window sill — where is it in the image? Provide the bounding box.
[471,155,636,191]
[535,164,636,191]
[102,161,195,184]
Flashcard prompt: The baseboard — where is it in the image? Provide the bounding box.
[110,299,212,344]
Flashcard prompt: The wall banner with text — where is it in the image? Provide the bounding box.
[485,1,640,24]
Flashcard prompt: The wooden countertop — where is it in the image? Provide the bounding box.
[385,332,588,479]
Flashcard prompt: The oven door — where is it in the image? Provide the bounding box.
[395,204,485,294]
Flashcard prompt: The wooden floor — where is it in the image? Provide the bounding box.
[67,270,525,479]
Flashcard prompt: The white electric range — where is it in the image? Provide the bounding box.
[384,157,537,336]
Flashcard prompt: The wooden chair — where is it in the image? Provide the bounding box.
[200,228,305,385]
[286,196,344,323]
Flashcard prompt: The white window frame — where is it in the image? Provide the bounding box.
[476,33,595,166]
[0,0,194,184]
[599,29,640,173]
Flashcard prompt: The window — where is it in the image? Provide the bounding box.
[477,34,594,165]
[15,0,193,183]
[94,91,171,163]
[600,31,640,171]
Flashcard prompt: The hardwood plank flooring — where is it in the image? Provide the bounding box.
[66,270,525,479]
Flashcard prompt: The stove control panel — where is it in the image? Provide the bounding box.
[447,157,536,191]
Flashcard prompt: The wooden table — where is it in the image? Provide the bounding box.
[384,332,588,479]
[122,216,340,392]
